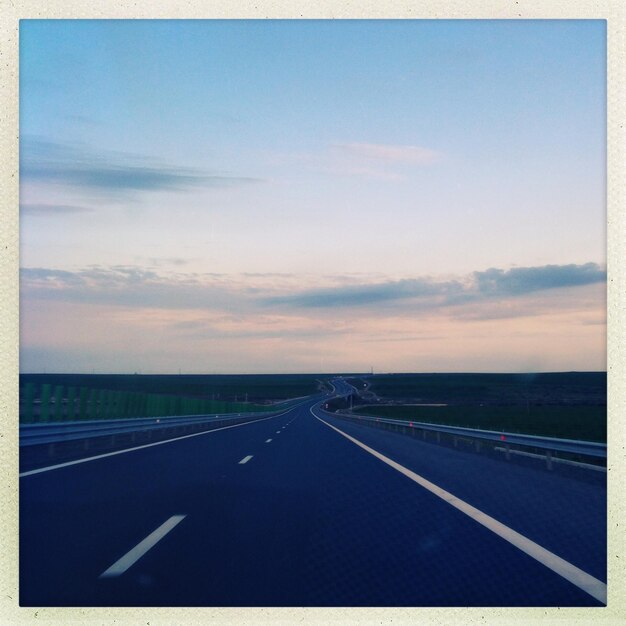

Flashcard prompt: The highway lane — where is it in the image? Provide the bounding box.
[315,409,607,584]
[20,397,605,606]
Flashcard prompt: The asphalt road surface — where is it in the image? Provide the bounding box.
[20,395,606,607]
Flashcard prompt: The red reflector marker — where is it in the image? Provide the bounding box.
[409,422,413,427]
[500,435,506,441]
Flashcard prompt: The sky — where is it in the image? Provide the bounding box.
[19,19,607,374]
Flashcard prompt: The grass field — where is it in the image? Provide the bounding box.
[360,372,606,407]
[354,404,606,442]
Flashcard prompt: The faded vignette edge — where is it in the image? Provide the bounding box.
[1,1,624,624]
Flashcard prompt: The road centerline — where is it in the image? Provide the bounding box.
[239,455,253,465]
[99,515,186,579]
[312,407,607,605]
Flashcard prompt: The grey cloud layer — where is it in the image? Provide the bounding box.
[21,266,247,310]
[20,137,262,196]
[262,278,463,307]
[262,264,605,310]
[21,263,606,320]
[473,264,606,296]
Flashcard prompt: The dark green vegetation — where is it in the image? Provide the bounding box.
[347,372,606,442]
[362,372,606,406]
[21,373,329,402]
[355,404,606,443]
[19,374,330,423]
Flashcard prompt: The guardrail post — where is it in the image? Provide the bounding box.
[333,409,606,467]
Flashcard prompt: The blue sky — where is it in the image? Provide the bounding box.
[20,20,606,373]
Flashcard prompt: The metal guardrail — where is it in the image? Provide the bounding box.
[19,404,302,447]
[327,409,606,465]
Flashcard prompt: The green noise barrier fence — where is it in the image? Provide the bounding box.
[19,382,271,423]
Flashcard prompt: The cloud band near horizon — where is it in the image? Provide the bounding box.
[20,262,606,318]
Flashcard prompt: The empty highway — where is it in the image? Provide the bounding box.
[20,393,606,607]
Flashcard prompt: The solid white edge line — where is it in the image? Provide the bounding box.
[239,455,253,464]
[312,407,607,605]
[99,515,186,578]
[20,406,300,478]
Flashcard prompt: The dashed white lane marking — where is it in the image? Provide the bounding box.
[276,431,281,434]
[312,409,607,605]
[239,455,253,464]
[265,439,272,443]
[20,406,301,478]
[99,515,186,579]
